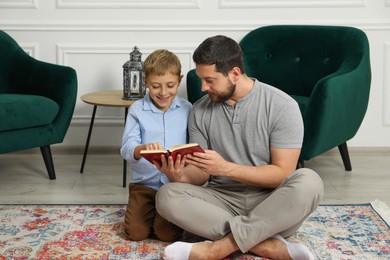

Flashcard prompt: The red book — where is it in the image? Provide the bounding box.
[140,143,205,164]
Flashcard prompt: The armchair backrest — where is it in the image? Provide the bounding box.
[240,25,371,161]
[239,25,370,98]
[0,31,22,90]
[186,69,205,104]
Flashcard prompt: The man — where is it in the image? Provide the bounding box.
[155,35,324,260]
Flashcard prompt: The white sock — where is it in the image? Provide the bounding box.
[163,241,194,260]
[272,234,314,260]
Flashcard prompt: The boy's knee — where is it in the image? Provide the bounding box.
[154,210,183,241]
[154,222,182,242]
[123,219,149,241]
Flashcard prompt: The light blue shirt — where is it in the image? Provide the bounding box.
[120,93,192,190]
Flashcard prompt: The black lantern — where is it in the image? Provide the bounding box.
[123,46,145,100]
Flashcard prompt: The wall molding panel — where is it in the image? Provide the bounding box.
[0,0,38,9]
[1,20,390,31]
[20,43,39,59]
[219,0,366,8]
[56,0,200,9]
[56,44,134,66]
[71,116,127,127]
[56,43,195,66]
[384,42,390,126]
[57,43,196,126]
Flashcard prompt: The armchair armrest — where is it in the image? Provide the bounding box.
[303,57,371,158]
[2,47,77,140]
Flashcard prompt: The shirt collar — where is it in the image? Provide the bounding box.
[142,93,181,113]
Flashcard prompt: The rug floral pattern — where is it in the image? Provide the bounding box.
[0,204,389,259]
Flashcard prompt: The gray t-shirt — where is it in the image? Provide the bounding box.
[189,79,303,185]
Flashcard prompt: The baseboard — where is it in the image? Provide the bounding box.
[8,146,121,155]
[6,146,390,156]
[320,147,390,156]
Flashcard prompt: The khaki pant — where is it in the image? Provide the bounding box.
[156,168,324,252]
[124,183,182,241]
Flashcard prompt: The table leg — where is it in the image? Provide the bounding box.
[80,105,97,173]
[123,107,129,187]
[123,159,127,188]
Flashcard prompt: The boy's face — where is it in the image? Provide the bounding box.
[145,72,182,112]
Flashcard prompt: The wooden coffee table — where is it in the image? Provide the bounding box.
[80,90,136,187]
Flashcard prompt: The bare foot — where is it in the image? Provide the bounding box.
[188,241,216,260]
[250,236,292,260]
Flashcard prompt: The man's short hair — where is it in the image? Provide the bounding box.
[193,35,245,75]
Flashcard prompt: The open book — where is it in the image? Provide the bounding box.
[140,143,205,164]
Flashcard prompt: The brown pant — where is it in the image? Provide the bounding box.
[124,183,182,241]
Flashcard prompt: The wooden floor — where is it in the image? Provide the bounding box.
[0,148,389,206]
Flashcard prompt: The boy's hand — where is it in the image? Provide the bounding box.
[144,142,163,150]
[155,154,186,182]
[134,142,163,160]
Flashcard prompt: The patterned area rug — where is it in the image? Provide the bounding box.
[0,202,389,259]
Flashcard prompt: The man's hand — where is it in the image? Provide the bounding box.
[186,147,301,188]
[186,150,229,177]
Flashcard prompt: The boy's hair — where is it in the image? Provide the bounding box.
[143,49,181,78]
[193,35,245,76]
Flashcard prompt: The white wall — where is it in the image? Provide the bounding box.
[1,0,390,148]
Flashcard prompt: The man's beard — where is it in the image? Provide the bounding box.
[208,80,236,103]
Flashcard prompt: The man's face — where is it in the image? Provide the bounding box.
[195,64,236,103]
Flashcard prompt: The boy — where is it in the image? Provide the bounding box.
[120,49,192,241]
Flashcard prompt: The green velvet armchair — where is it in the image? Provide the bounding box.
[0,30,78,179]
[186,25,371,170]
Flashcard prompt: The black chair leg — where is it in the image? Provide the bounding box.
[297,160,304,169]
[338,142,352,171]
[40,146,56,179]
